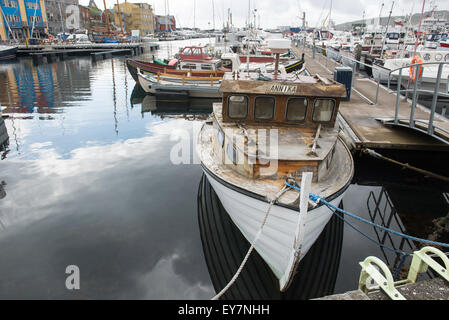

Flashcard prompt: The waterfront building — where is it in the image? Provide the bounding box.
[0,0,48,40]
[154,14,175,33]
[79,2,114,34]
[112,2,154,35]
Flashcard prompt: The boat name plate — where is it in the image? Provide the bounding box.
[268,84,297,95]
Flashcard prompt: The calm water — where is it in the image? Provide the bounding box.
[0,39,448,299]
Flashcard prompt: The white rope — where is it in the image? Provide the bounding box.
[211,185,291,300]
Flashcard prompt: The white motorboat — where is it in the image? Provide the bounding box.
[137,69,222,98]
[373,50,449,90]
[0,45,17,61]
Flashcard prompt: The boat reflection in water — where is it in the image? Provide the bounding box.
[353,155,449,279]
[197,175,344,299]
[198,152,449,299]
[0,113,9,159]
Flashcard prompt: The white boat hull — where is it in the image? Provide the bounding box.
[203,169,346,288]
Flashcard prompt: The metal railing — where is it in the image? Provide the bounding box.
[294,39,449,145]
[296,40,387,105]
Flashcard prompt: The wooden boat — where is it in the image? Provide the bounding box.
[137,68,222,98]
[0,45,17,61]
[127,46,224,83]
[126,58,176,83]
[196,40,354,291]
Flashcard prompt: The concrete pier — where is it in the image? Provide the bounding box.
[316,277,449,300]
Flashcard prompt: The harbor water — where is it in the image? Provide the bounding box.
[0,39,448,299]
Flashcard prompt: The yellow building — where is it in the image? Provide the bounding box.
[113,2,154,35]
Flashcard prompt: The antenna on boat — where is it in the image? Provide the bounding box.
[30,0,38,39]
[379,1,395,59]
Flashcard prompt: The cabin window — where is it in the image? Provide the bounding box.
[228,95,248,119]
[286,98,308,121]
[312,99,335,122]
[182,48,192,55]
[201,64,212,70]
[182,63,197,70]
[254,96,275,120]
[222,59,232,69]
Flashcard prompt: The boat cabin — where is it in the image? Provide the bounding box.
[219,73,345,127]
[209,73,347,182]
[178,46,222,71]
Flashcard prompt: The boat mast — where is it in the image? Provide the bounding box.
[194,0,196,30]
[379,1,395,58]
[58,2,65,34]
[413,0,426,57]
[116,0,124,33]
[370,2,384,54]
[30,0,39,38]
[246,0,250,75]
[211,0,215,31]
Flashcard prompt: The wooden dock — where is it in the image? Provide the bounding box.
[292,46,449,152]
[15,42,159,65]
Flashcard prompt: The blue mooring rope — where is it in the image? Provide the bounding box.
[284,181,449,249]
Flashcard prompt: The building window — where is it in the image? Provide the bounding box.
[312,99,335,122]
[286,97,308,121]
[254,96,275,120]
[2,0,18,8]
[227,95,248,119]
[181,63,197,70]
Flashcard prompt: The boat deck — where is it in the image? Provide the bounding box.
[292,46,449,151]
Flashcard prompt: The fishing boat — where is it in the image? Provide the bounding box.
[196,39,354,290]
[0,45,18,61]
[126,58,176,83]
[126,46,223,83]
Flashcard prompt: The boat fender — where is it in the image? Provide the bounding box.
[409,56,423,82]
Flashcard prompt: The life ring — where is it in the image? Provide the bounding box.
[409,56,423,82]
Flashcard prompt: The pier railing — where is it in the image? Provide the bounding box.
[384,61,449,144]
[296,40,387,105]
[294,40,449,145]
